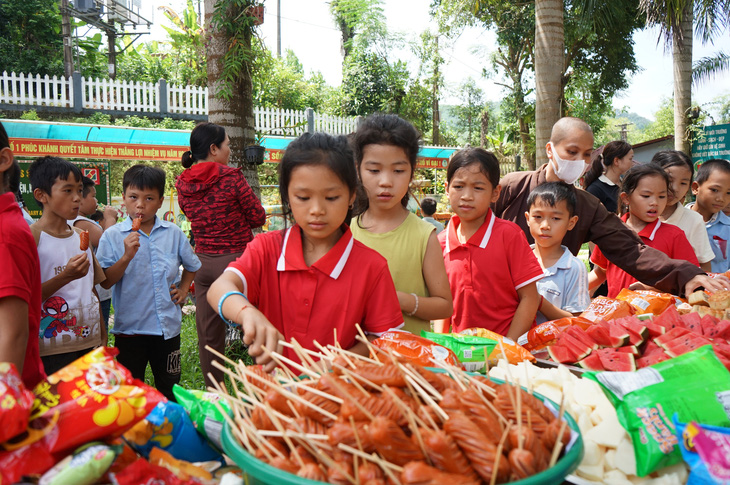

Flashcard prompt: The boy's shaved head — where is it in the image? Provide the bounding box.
[550,117,593,145]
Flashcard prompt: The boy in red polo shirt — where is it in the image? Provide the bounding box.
[437,148,543,340]
[0,122,45,388]
[208,133,403,373]
[590,163,698,298]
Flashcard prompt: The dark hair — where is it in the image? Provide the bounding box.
[0,122,20,193]
[421,197,438,216]
[527,182,577,217]
[446,147,501,188]
[89,210,104,222]
[353,114,421,212]
[621,163,670,199]
[81,175,96,198]
[279,132,357,225]
[695,159,730,185]
[583,140,632,188]
[182,122,227,169]
[28,156,82,206]
[123,165,166,197]
[652,150,694,179]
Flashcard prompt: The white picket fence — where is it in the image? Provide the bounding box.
[0,71,358,135]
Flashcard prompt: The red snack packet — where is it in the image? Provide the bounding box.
[109,457,200,485]
[517,316,594,352]
[372,330,462,368]
[0,347,165,482]
[0,362,35,443]
[580,296,635,322]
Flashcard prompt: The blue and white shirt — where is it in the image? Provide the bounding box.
[97,216,201,339]
[534,245,590,324]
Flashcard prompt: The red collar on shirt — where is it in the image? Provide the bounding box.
[621,213,661,241]
[276,224,355,279]
[445,210,496,254]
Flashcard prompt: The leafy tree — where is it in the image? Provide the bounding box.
[642,97,676,141]
[338,50,410,116]
[450,78,486,146]
[694,50,730,83]
[329,0,384,59]
[157,0,207,87]
[0,0,63,75]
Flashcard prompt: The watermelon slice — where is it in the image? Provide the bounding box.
[556,332,593,360]
[682,314,705,335]
[637,352,670,368]
[547,344,579,364]
[564,326,599,350]
[702,317,721,338]
[586,324,624,348]
[642,339,663,355]
[654,327,692,346]
[596,320,630,347]
[577,353,604,371]
[683,312,703,333]
[715,321,730,341]
[653,305,684,330]
[596,350,636,371]
[712,342,730,360]
[616,345,640,355]
[614,318,648,346]
[644,321,667,339]
[662,336,712,357]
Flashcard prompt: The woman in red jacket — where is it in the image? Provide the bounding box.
[176,122,266,387]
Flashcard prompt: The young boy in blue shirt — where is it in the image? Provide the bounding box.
[525,182,590,324]
[688,159,730,273]
[97,165,200,400]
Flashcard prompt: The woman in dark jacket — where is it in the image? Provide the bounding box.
[583,140,634,213]
[176,122,266,387]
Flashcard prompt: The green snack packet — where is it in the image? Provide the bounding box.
[40,442,120,485]
[584,345,730,476]
[173,384,232,451]
[421,331,497,373]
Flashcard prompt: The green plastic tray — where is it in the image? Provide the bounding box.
[221,383,584,485]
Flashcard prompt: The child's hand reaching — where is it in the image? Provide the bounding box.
[64,253,90,280]
[239,306,285,373]
[169,283,189,306]
[122,232,140,261]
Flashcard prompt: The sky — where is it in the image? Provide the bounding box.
[142,0,730,123]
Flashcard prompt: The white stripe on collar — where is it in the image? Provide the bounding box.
[276,227,293,271]
[330,235,354,279]
[478,212,496,248]
[648,219,661,241]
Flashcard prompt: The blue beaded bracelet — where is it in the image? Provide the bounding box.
[218,291,248,328]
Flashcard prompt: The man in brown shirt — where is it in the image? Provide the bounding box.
[493,118,726,296]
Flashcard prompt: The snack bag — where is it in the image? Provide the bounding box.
[584,345,730,476]
[581,296,636,322]
[148,447,214,482]
[39,442,120,485]
[123,401,222,463]
[172,385,231,451]
[420,331,496,373]
[516,316,593,352]
[675,417,730,485]
[616,288,674,316]
[372,330,462,368]
[0,362,35,443]
[0,347,165,484]
[458,327,535,364]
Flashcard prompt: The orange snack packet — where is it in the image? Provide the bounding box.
[580,296,635,322]
[458,327,535,364]
[615,288,674,315]
[372,330,463,368]
[516,317,594,352]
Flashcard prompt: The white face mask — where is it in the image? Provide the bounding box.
[549,142,588,184]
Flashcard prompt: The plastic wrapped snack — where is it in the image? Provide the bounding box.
[39,442,120,485]
[172,385,231,451]
[458,327,535,364]
[372,330,463,368]
[0,362,35,443]
[517,316,593,352]
[580,297,636,322]
[420,331,496,373]
[584,345,730,476]
[616,288,675,316]
[675,417,730,485]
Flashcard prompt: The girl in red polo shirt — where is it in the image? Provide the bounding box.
[437,148,543,340]
[590,163,699,298]
[208,133,403,373]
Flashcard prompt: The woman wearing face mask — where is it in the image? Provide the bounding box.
[492,117,726,297]
[583,141,634,214]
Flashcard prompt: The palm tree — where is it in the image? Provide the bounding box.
[693,50,730,82]
[204,0,261,196]
[534,0,564,159]
[639,0,730,153]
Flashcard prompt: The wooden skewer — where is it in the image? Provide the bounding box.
[336,444,404,472]
[289,338,323,368]
[265,402,306,469]
[516,378,523,450]
[349,416,365,453]
[323,370,376,421]
[549,419,568,467]
[334,363,382,392]
[490,426,510,485]
[403,374,448,423]
[382,386,431,466]
[261,345,322,380]
[463,376,508,429]
[327,343,382,366]
[335,367,372,397]
[288,418,357,485]
[402,363,443,400]
[311,339,337,360]
[355,323,381,363]
[207,376,255,455]
[281,379,345,404]
[257,430,329,440]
